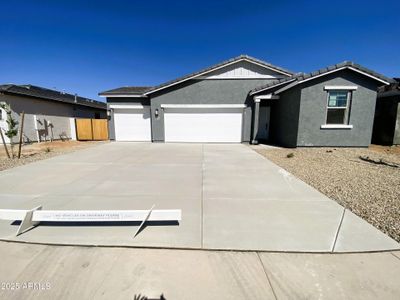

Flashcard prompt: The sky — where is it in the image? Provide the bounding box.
[1,0,399,101]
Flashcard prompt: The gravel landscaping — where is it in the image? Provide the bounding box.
[0,140,104,171]
[254,145,400,243]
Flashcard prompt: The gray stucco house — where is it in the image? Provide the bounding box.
[100,55,394,147]
[0,84,107,143]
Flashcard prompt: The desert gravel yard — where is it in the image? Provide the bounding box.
[0,140,105,171]
[254,145,400,243]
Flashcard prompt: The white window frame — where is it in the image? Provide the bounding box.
[324,90,352,127]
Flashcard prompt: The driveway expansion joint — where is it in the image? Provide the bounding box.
[256,252,278,300]
[332,208,346,252]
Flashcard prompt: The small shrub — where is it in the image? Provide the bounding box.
[45,147,51,153]
[286,153,294,158]
[0,103,19,158]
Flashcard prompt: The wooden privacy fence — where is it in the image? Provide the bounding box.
[75,119,109,141]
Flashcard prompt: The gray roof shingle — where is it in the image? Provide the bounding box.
[0,84,106,109]
[250,61,395,95]
[99,86,152,96]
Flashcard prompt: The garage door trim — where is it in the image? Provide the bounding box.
[113,106,152,142]
[163,105,244,143]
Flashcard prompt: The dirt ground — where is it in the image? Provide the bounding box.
[0,140,105,171]
[255,145,400,243]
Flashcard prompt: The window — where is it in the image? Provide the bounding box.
[326,91,351,125]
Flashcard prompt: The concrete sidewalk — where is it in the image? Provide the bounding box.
[0,241,399,300]
[0,142,398,252]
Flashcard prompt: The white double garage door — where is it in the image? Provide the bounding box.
[113,105,244,143]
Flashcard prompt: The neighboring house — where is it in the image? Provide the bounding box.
[0,84,107,143]
[99,55,394,147]
[372,79,400,145]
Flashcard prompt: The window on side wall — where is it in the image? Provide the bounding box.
[326,91,351,125]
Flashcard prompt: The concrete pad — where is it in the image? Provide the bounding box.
[0,242,275,300]
[259,252,400,299]
[83,164,202,197]
[204,167,331,201]
[334,210,400,252]
[0,162,103,195]
[132,143,203,165]
[0,142,398,252]
[203,197,343,251]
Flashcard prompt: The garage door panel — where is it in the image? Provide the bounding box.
[114,108,151,141]
[164,109,242,143]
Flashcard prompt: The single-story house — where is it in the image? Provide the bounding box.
[99,55,394,147]
[0,84,107,143]
[372,79,400,145]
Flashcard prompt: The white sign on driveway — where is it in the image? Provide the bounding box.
[0,206,181,237]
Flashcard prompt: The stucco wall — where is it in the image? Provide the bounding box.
[0,94,106,143]
[296,70,381,147]
[150,79,273,142]
[269,87,301,147]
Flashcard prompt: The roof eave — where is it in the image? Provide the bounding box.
[274,66,393,95]
[99,93,148,98]
[249,78,297,96]
[2,89,106,110]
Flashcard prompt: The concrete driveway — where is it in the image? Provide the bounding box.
[0,142,398,252]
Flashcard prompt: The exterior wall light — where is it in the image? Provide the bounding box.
[107,109,113,121]
[155,108,159,119]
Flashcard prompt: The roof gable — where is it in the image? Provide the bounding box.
[199,60,288,79]
[250,61,395,96]
[142,55,293,95]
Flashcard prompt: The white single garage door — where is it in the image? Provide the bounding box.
[113,107,151,141]
[164,106,243,143]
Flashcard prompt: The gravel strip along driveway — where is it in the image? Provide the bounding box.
[254,145,400,243]
[0,140,105,171]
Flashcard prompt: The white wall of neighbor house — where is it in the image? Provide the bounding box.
[5,113,72,143]
[0,94,103,143]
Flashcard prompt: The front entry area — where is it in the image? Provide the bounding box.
[113,106,151,141]
[163,106,243,143]
[256,106,271,141]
